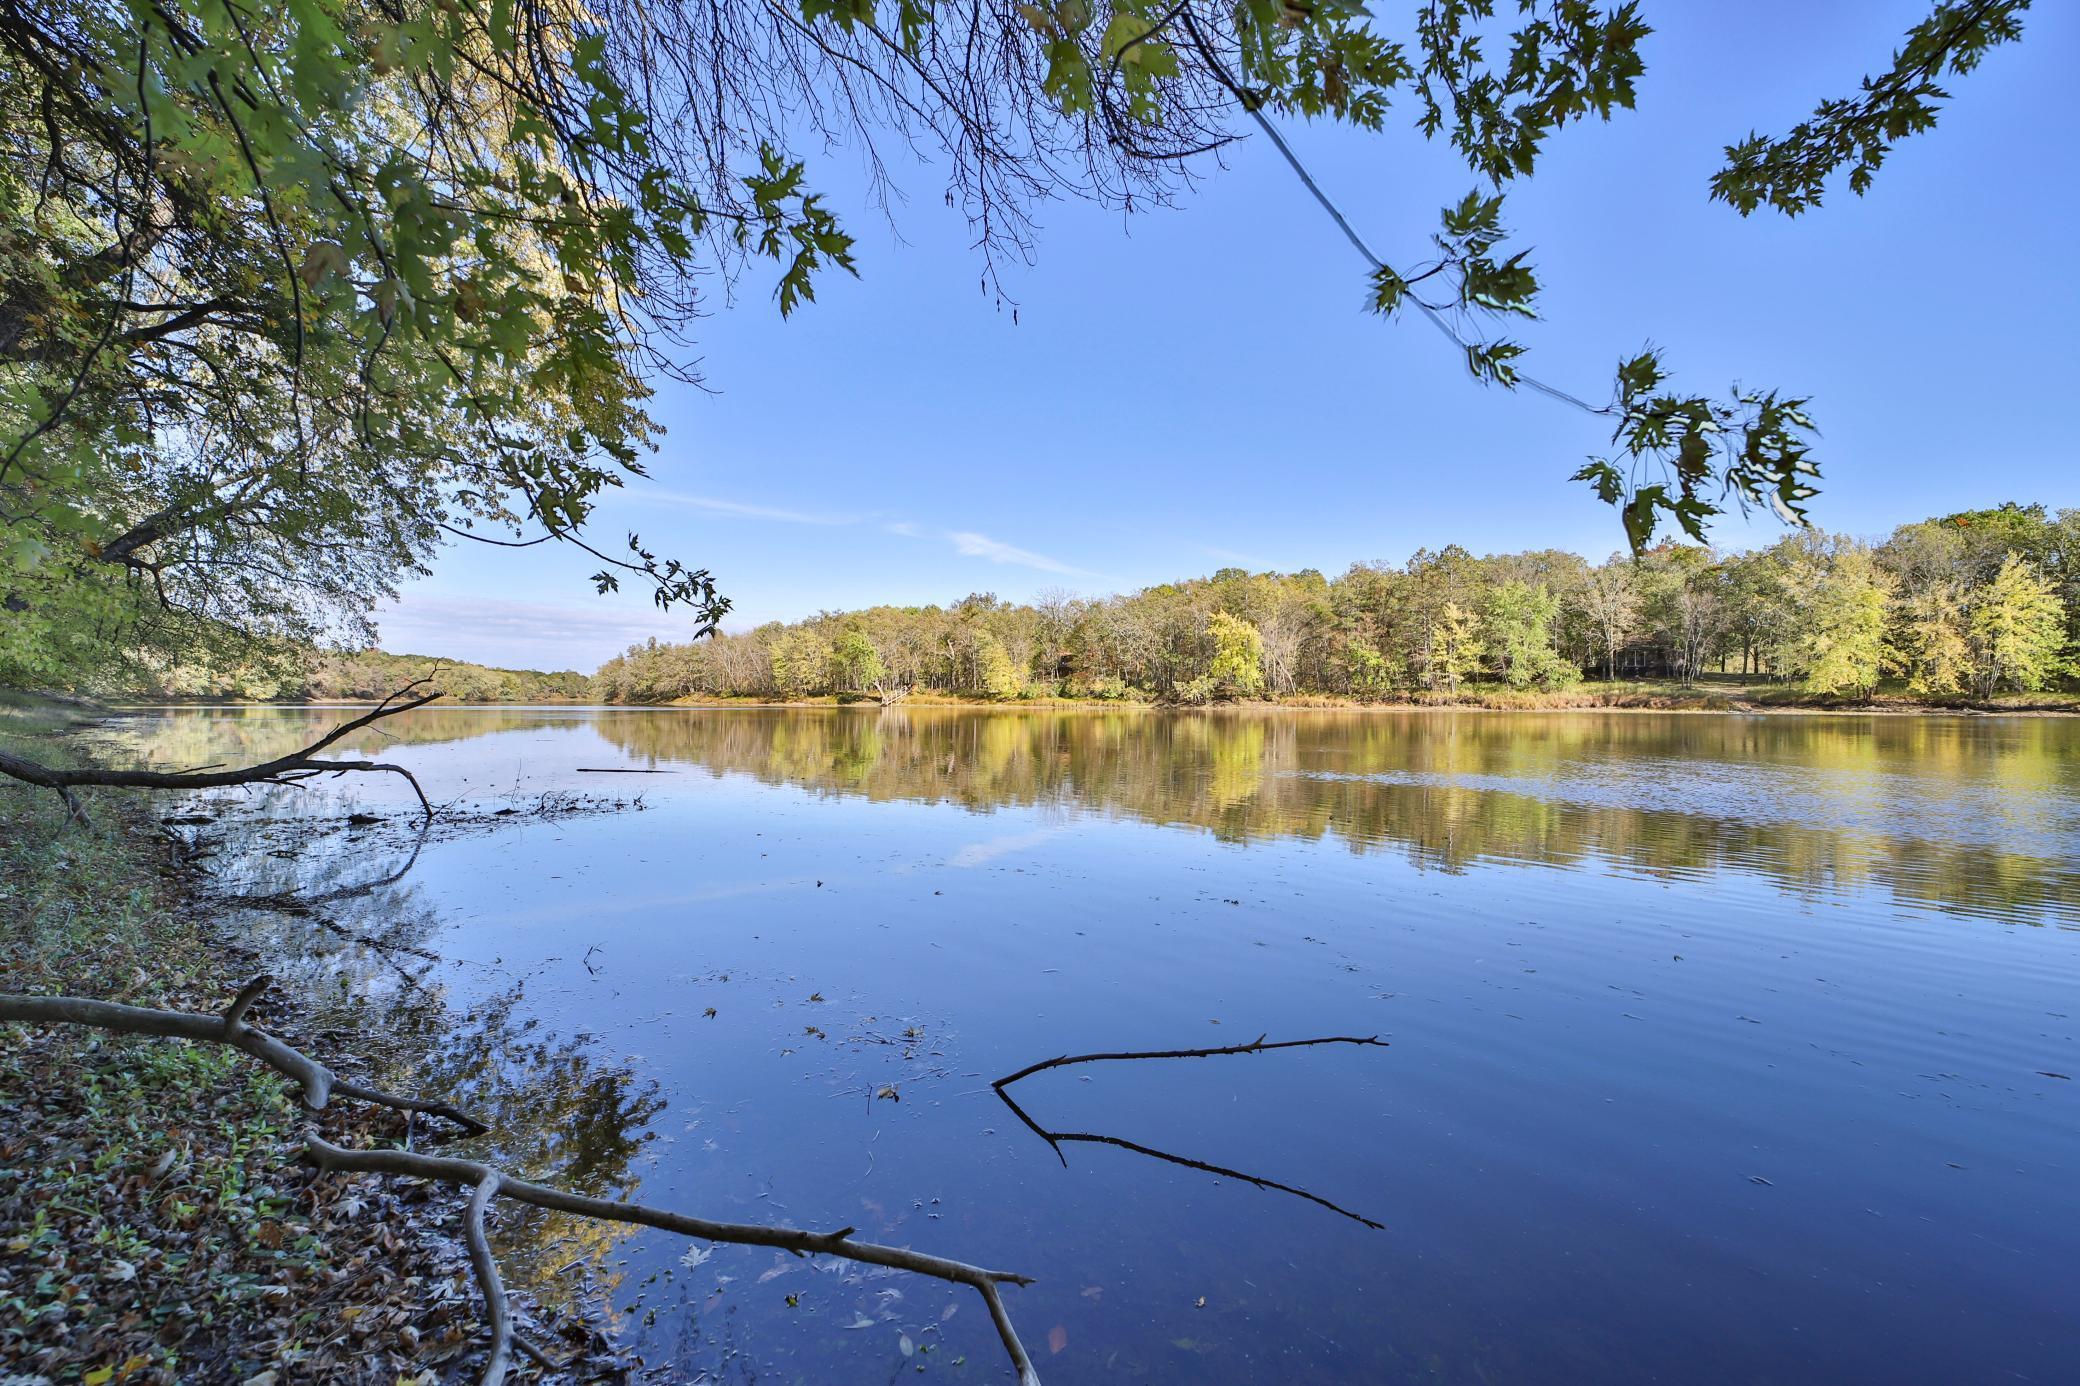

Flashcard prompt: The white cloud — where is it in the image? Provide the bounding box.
[946,530,1088,576]
[646,492,861,526]
[374,594,681,671]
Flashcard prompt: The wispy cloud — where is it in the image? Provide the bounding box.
[375,594,676,671]
[946,530,1089,576]
[647,492,861,526]
[637,495,1086,578]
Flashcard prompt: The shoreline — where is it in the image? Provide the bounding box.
[0,697,622,1382]
[93,690,2080,718]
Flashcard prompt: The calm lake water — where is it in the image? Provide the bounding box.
[118,706,2079,1384]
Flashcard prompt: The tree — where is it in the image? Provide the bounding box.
[1235,575,1322,696]
[1893,580,1972,695]
[1781,544,1893,696]
[831,629,889,693]
[1207,611,1265,696]
[1428,601,1485,694]
[1031,587,1078,685]
[1580,560,1641,679]
[3,0,846,689]
[769,628,834,698]
[1970,554,2068,696]
[974,632,1024,700]
[1483,581,1577,689]
[1406,545,1485,687]
[1639,547,1725,686]
[1341,638,1398,698]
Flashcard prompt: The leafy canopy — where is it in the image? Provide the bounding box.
[0,0,2036,686]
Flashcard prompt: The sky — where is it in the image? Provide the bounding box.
[375,2,2080,672]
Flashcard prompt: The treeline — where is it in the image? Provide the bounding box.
[594,502,2079,705]
[141,648,590,703]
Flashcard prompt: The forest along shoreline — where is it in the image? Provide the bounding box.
[0,696,628,1384]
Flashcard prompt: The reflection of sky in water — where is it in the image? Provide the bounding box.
[128,708,2080,1385]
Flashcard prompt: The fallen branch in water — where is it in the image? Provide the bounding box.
[994,1033,1389,1229]
[1,978,1044,1384]
[0,681,443,824]
[994,1031,1387,1088]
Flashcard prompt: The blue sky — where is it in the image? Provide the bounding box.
[377,2,2079,671]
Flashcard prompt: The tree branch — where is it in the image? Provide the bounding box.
[0,681,443,822]
[463,1171,515,1386]
[0,975,486,1133]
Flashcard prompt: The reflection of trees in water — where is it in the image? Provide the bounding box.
[105,705,594,772]
[193,805,666,1324]
[137,704,2080,921]
[585,708,2079,923]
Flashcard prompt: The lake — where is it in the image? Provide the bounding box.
[118,705,2080,1384]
